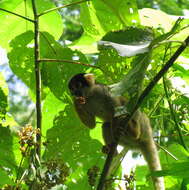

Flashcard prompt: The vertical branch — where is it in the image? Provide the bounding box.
[31,0,42,158]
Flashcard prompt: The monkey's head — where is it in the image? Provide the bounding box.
[68,73,95,97]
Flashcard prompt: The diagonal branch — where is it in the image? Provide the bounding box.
[39,58,101,69]
[97,35,189,190]
[38,0,90,17]
[0,8,34,22]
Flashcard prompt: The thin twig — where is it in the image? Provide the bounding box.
[0,8,34,23]
[163,76,187,150]
[16,170,28,187]
[15,146,29,184]
[96,35,189,190]
[154,133,189,139]
[38,0,89,17]
[162,44,187,150]
[148,95,165,117]
[155,143,178,160]
[39,58,101,69]
[31,0,42,158]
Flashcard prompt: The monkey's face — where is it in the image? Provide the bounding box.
[68,73,90,97]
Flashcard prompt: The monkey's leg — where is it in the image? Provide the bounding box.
[140,139,165,190]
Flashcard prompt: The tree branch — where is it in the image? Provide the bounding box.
[136,36,189,110]
[155,143,178,161]
[39,58,101,69]
[0,8,34,23]
[97,35,189,190]
[31,0,42,158]
[38,0,90,17]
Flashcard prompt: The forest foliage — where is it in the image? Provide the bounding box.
[0,0,189,190]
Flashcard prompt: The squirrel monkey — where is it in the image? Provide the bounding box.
[68,73,164,190]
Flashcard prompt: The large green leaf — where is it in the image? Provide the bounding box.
[0,0,63,49]
[42,92,66,136]
[0,168,14,187]
[40,32,89,99]
[101,27,153,44]
[8,31,89,98]
[80,0,139,40]
[173,64,189,85]
[161,144,189,164]
[135,165,152,189]
[0,126,19,173]
[8,31,35,92]
[69,33,98,54]
[152,162,189,178]
[43,104,105,189]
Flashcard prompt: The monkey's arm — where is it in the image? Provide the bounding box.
[74,100,96,129]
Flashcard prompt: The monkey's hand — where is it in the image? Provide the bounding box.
[75,96,86,104]
[74,99,96,128]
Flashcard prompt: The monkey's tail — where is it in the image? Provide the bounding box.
[140,139,165,190]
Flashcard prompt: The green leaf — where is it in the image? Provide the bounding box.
[152,161,189,178]
[181,178,189,190]
[173,95,189,107]
[0,0,63,49]
[8,31,89,98]
[0,126,19,173]
[80,0,139,39]
[159,0,184,15]
[99,28,153,57]
[69,34,98,54]
[173,64,189,84]
[0,168,14,187]
[40,32,89,99]
[43,105,105,189]
[135,165,152,189]
[42,92,66,136]
[8,31,35,93]
[97,46,128,82]
[101,27,153,44]
[89,119,104,144]
[163,176,181,189]
[160,144,189,164]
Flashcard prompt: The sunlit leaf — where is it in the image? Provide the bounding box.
[0,0,63,49]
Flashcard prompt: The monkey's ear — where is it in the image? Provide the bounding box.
[84,73,95,85]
